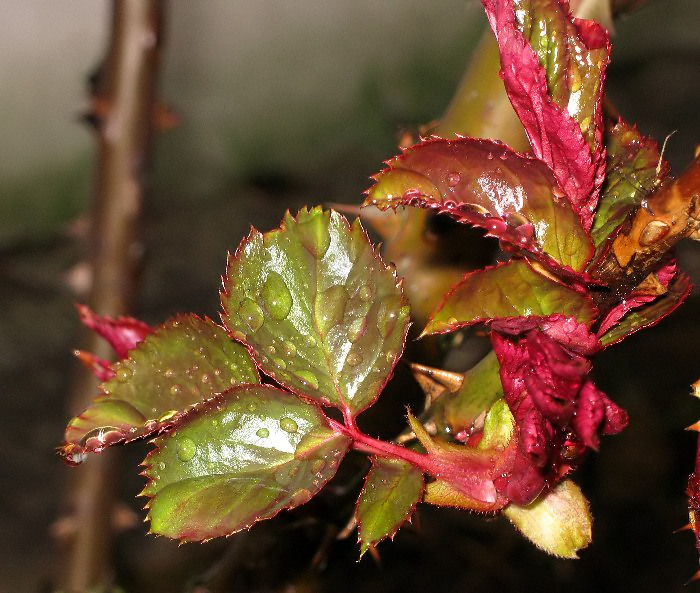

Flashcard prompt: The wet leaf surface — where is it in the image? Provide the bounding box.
[365,137,593,272]
[504,479,592,558]
[591,121,666,248]
[483,0,610,227]
[423,259,597,335]
[222,207,409,417]
[599,272,692,346]
[356,458,424,555]
[60,315,258,462]
[142,385,350,541]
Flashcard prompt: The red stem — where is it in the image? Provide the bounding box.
[327,418,433,474]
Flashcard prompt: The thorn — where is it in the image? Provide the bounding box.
[337,515,357,541]
[656,130,677,179]
[685,421,700,432]
[691,379,700,399]
[410,362,464,405]
[326,202,362,217]
[675,523,693,534]
[685,569,700,585]
[368,545,382,567]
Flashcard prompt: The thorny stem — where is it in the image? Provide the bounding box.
[58,1,165,591]
[592,154,700,312]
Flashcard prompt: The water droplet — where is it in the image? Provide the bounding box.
[311,459,326,473]
[290,488,312,507]
[262,272,293,320]
[176,438,197,462]
[487,152,494,160]
[347,317,367,343]
[164,369,175,378]
[358,285,373,301]
[158,410,178,423]
[297,214,331,258]
[295,370,319,390]
[346,352,363,367]
[238,298,264,332]
[266,345,277,356]
[385,350,396,363]
[377,295,403,338]
[157,461,166,471]
[275,468,293,485]
[314,285,348,337]
[116,367,132,382]
[201,373,210,384]
[247,402,257,412]
[272,357,287,370]
[447,172,461,186]
[280,417,299,433]
[403,188,421,201]
[282,341,297,358]
[303,334,317,348]
[170,384,183,397]
[256,427,270,438]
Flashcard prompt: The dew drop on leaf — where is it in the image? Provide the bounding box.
[358,285,373,302]
[256,427,270,438]
[290,488,313,506]
[280,417,299,433]
[176,438,197,462]
[272,357,287,370]
[282,341,297,358]
[116,367,132,382]
[262,272,293,320]
[346,352,363,367]
[347,317,367,343]
[238,298,264,332]
[314,285,348,337]
[294,370,319,390]
[170,384,183,397]
[447,172,461,186]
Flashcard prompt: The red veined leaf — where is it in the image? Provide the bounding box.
[364,137,593,273]
[422,259,597,336]
[598,271,692,346]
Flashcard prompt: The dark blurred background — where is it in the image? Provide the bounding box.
[0,1,698,592]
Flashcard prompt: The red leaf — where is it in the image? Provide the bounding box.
[491,327,627,503]
[482,0,610,229]
[77,304,153,359]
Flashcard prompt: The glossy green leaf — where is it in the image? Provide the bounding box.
[356,458,424,555]
[423,259,597,336]
[599,273,692,346]
[365,138,593,272]
[591,121,666,247]
[142,385,350,541]
[61,315,258,462]
[222,207,410,418]
[504,479,592,558]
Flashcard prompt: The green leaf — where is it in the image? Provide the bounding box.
[599,273,692,346]
[423,350,504,438]
[356,458,424,556]
[61,315,258,461]
[423,260,597,336]
[142,385,350,541]
[504,479,592,558]
[365,138,593,272]
[222,207,410,418]
[591,121,666,248]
